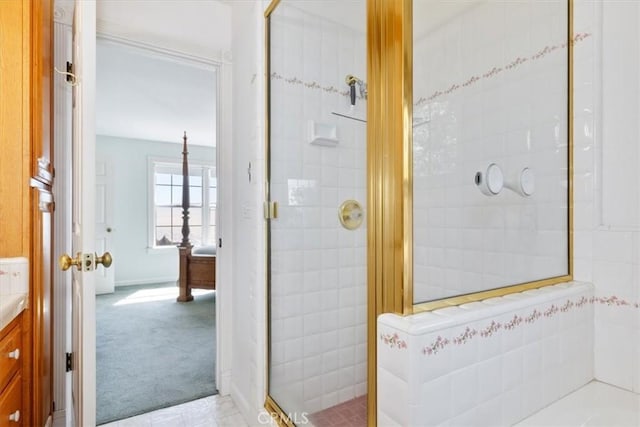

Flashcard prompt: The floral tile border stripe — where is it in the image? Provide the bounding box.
[268,33,591,106]
[379,295,637,353]
[380,332,408,350]
[414,32,591,106]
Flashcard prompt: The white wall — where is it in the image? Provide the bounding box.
[571,0,640,393]
[229,1,267,424]
[96,135,215,286]
[413,0,570,303]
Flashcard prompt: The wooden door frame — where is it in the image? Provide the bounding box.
[29,0,55,425]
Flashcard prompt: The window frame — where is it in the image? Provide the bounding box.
[147,156,217,251]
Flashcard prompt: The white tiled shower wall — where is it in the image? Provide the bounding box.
[378,282,595,426]
[571,0,640,393]
[413,1,570,302]
[268,2,367,414]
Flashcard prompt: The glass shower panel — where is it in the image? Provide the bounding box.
[267,1,367,425]
[412,0,570,303]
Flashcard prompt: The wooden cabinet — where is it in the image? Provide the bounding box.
[0,314,23,426]
[0,0,31,258]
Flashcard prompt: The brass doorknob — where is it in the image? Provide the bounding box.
[59,253,82,271]
[95,252,112,268]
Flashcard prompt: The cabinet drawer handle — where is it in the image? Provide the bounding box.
[8,349,20,360]
[9,410,20,422]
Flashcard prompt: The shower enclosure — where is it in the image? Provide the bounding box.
[265,0,571,425]
[265,1,368,426]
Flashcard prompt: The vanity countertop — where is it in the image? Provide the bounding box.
[0,257,29,331]
[0,293,28,331]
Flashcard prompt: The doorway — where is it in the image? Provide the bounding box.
[51,1,232,425]
[93,37,219,424]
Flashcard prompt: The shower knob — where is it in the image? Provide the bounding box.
[339,200,364,230]
[519,168,535,196]
[475,163,504,196]
[504,167,535,197]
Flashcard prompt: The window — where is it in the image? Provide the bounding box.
[151,161,216,248]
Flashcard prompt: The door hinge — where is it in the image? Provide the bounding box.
[66,352,73,372]
[66,61,74,83]
[263,201,278,220]
[218,238,222,248]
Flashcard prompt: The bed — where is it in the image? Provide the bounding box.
[176,132,217,302]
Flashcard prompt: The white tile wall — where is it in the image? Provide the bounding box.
[572,0,640,394]
[413,0,571,303]
[378,282,594,426]
[268,1,367,415]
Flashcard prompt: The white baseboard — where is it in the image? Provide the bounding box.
[231,382,257,427]
[219,370,232,396]
[115,276,177,287]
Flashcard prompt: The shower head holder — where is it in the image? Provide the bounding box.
[345,74,368,105]
[345,74,361,86]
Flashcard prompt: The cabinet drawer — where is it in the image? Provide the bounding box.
[0,373,22,427]
[0,323,21,393]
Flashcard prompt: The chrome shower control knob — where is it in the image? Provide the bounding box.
[476,163,504,196]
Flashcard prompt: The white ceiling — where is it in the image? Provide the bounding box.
[95,0,230,146]
[96,0,231,58]
[96,39,217,146]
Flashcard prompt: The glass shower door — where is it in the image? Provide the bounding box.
[265,1,367,425]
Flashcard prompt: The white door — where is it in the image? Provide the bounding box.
[95,161,115,294]
[69,1,97,425]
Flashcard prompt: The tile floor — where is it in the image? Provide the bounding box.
[516,381,640,427]
[101,381,639,427]
[307,395,367,427]
[99,394,247,427]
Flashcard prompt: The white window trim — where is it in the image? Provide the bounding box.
[147,155,216,252]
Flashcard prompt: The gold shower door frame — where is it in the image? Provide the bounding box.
[264,0,573,425]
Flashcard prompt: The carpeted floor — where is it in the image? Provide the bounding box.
[96,283,217,425]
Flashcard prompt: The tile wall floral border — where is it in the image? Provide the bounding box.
[0,269,21,278]
[379,295,639,353]
[414,32,591,107]
[267,33,591,107]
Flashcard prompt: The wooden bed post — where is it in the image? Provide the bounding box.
[176,131,217,302]
[177,131,194,302]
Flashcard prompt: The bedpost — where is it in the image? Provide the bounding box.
[180,130,191,247]
[177,131,194,302]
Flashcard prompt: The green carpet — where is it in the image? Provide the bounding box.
[96,283,217,425]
